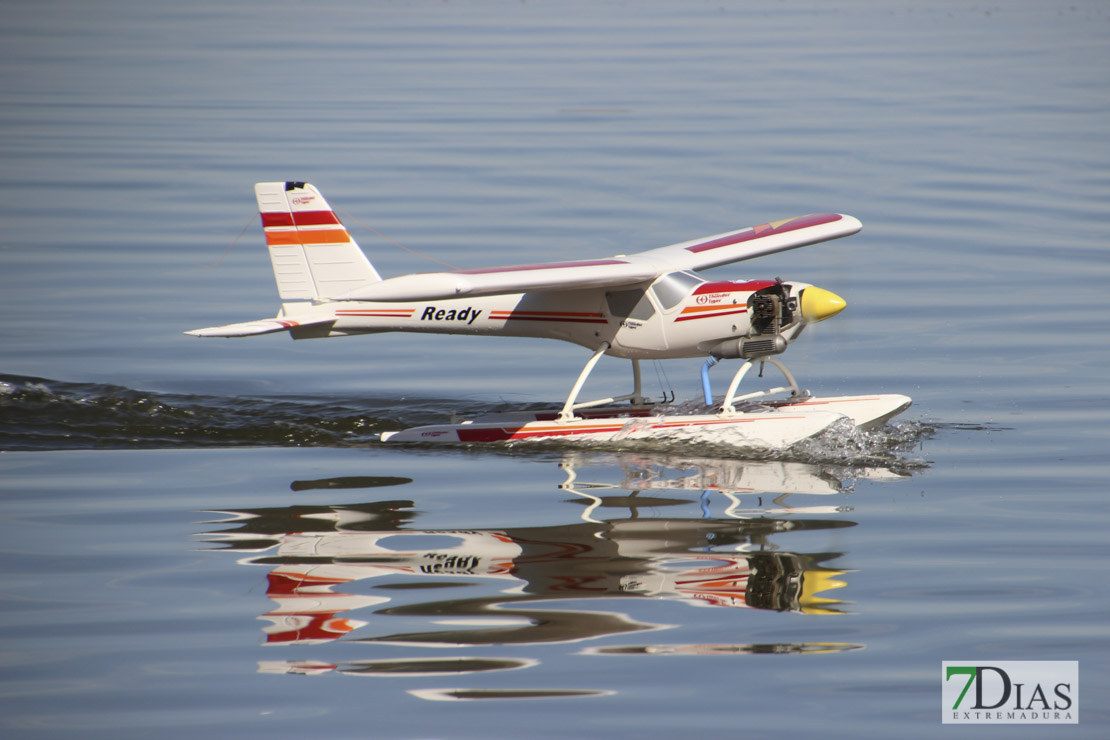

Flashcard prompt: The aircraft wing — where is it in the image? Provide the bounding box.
[341,258,659,302]
[340,212,859,302]
[630,213,862,272]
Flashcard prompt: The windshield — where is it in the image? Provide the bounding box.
[651,271,705,310]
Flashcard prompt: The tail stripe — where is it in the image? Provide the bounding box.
[261,211,342,228]
[265,229,351,246]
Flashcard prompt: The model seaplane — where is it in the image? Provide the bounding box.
[187,182,910,446]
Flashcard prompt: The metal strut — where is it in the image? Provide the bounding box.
[718,356,804,415]
[557,345,649,422]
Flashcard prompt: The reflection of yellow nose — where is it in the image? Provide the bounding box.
[800,287,847,322]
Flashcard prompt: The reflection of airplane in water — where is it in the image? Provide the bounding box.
[208,508,853,646]
[557,450,907,517]
[201,454,890,656]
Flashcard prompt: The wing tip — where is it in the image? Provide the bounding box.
[836,213,863,234]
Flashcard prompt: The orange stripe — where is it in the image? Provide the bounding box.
[265,229,351,246]
[680,304,745,314]
[673,309,747,323]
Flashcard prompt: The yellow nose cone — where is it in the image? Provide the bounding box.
[800,287,847,322]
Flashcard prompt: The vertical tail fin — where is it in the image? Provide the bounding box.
[255,182,382,300]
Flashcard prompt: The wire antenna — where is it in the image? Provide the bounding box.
[197,214,258,268]
[333,204,458,270]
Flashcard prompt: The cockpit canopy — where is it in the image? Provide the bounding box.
[605,271,706,320]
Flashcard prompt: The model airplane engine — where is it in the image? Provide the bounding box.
[707,282,797,360]
[750,281,797,336]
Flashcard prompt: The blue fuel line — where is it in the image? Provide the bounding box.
[701,357,718,406]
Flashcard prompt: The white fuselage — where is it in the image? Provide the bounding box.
[284,275,811,360]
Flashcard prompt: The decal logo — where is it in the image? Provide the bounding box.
[696,293,725,305]
[943,661,1077,724]
[421,306,482,325]
[291,196,316,205]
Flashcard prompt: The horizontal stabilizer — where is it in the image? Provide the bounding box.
[185,316,333,338]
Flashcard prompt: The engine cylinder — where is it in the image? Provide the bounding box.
[708,335,787,360]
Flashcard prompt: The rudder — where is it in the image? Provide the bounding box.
[256,182,382,300]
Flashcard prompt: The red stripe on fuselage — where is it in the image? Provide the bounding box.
[489,310,603,318]
[673,308,748,322]
[490,310,608,324]
[499,316,608,324]
[693,280,776,295]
